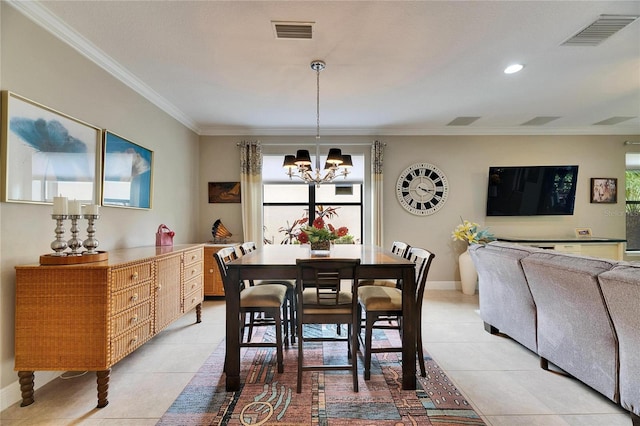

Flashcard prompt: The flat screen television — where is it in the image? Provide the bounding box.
[486,165,579,216]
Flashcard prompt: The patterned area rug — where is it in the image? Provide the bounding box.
[157,325,485,425]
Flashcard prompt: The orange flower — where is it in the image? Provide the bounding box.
[312,217,325,229]
[336,227,348,237]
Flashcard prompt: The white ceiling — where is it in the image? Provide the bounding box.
[8,1,640,136]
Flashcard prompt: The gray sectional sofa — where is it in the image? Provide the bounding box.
[469,241,639,426]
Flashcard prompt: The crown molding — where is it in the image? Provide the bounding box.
[6,0,200,134]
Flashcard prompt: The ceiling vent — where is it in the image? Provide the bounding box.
[561,14,639,46]
[447,116,481,126]
[521,116,561,126]
[272,21,314,39]
[593,116,636,125]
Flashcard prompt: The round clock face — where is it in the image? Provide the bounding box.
[396,163,449,216]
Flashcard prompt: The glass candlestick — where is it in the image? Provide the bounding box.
[82,214,100,255]
[50,214,68,256]
[67,214,83,255]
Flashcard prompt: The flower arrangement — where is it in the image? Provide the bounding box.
[297,217,349,244]
[452,219,495,245]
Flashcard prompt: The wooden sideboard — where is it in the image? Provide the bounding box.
[14,244,204,408]
[203,243,238,296]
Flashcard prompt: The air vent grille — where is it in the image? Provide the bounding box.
[521,116,561,126]
[272,21,314,39]
[447,116,481,126]
[593,116,636,125]
[562,14,639,46]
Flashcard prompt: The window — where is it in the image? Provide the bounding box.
[262,154,364,245]
[626,153,640,250]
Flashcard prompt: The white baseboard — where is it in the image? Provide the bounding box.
[1,371,58,412]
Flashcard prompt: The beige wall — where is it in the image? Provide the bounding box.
[0,5,200,400]
[199,134,639,285]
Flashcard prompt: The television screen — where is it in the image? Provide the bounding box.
[486,165,579,216]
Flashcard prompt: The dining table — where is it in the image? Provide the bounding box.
[223,244,418,391]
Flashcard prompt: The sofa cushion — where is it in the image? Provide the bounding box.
[599,263,640,415]
[521,251,618,401]
[469,242,541,352]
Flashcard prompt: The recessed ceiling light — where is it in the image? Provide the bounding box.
[504,64,524,74]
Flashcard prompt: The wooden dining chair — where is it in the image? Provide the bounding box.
[295,258,361,393]
[357,247,435,379]
[359,241,411,288]
[239,242,297,345]
[215,246,287,373]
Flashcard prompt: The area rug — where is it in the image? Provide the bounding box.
[157,325,485,425]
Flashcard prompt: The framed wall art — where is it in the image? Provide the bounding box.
[102,131,153,209]
[208,182,241,203]
[1,91,102,204]
[590,178,617,204]
[575,227,593,238]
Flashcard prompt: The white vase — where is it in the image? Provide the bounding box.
[458,248,478,295]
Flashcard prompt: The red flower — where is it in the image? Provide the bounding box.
[312,217,325,229]
[297,232,309,243]
[336,227,349,237]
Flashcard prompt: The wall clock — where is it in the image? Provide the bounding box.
[396,163,449,215]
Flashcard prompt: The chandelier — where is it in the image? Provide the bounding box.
[283,60,352,185]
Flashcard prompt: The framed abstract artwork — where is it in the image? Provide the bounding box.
[102,131,153,209]
[590,178,617,204]
[1,91,102,204]
[208,182,241,203]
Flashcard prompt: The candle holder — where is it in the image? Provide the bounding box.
[50,214,68,256]
[82,214,100,255]
[67,214,84,255]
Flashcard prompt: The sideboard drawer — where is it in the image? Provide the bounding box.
[111,320,153,364]
[111,301,152,336]
[112,282,152,314]
[111,262,154,292]
[184,284,203,313]
[183,248,203,266]
[183,261,203,282]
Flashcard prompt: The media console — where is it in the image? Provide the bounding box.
[497,237,626,261]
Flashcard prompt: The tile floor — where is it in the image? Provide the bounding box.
[0,290,632,425]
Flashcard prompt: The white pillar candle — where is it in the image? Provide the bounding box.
[68,200,83,216]
[83,204,100,216]
[53,196,68,215]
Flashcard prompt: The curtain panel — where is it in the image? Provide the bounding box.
[371,140,384,247]
[239,141,264,246]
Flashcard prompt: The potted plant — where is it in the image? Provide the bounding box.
[451,220,495,295]
[297,217,349,252]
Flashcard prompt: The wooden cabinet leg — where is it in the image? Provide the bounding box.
[18,371,35,407]
[196,302,202,323]
[96,369,110,408]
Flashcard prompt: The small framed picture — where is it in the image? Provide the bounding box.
[208,182,241,203]
[590,178,617,204]
[575,227,592,238]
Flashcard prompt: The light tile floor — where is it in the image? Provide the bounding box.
[0,290,632,425]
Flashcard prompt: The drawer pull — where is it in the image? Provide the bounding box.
[157,285,162,291]
[131,272,139,280]
[130,335,139,345]
[209,269,214,273]
[130,315,138,323]
[191,255,197,260]
[131,293,138,302]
